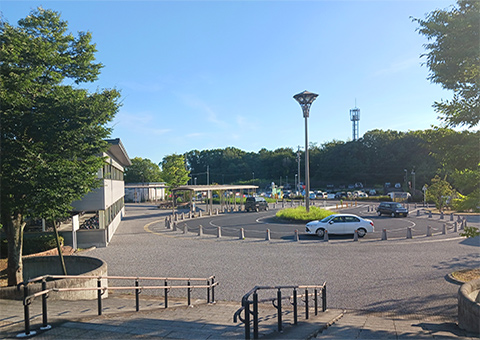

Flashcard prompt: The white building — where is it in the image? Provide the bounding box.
[64,138,132,248]
[125,182,168,202]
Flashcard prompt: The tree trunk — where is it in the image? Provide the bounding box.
[53,221,67,275]
[4,213,25,286]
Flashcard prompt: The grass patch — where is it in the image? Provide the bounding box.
[276,206,334,222]
[451,268,480,283]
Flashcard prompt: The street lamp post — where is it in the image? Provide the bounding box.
[293,90,318,213]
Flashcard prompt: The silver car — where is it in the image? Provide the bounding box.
[305,214,374,238]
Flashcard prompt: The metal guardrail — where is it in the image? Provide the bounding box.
[16,274,217,337]
[233,282,326,339]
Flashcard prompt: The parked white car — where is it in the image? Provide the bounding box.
[305,214,374,238]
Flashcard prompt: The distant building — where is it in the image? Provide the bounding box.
[64,138,132,248]
[125,182,168,202]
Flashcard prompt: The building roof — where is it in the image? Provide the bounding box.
[105,138,132,167]
[173,184,258,192]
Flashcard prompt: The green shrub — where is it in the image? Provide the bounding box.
[23,233,63,255]
[276,206,333,222]
[460,226,480,238]
[1,233,63,258]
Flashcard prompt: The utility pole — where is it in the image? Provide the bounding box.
[207,165,209,186]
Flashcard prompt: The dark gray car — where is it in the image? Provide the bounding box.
[376,202,408,217]
[245,197,268,212]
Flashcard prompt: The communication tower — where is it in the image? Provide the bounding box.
[350,105,360,141]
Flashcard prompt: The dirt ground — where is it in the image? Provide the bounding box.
[0,246,75,287]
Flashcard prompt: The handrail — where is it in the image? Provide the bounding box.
[234,282,326,340]
[17,274,217,338]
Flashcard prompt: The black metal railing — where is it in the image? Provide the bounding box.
[233,282,326,339]
[16,274,217,337]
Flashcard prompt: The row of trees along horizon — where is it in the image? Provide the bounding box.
[125,128,479,198]
[1,1,478,286]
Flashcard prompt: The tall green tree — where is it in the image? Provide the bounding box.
[0,8,120,285]
[413,0,480,127]
[425,175,456,212]
[125,157,163,183]
[160,154,190,189]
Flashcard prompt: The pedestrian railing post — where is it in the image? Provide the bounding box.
[187,281,191,306]
[207,279,211,304]
[41,279,50,330]
[277,289,282,332]
[135,279,140,311]
[211,277,215,303]
[322,284,327,312]
[253,292,259,339]
[22,283,34,337]
[164,280,168,308]
[314,288,318,316]
[305,289,309,320]
[293,288,298,325]
[97,278,102,315]
[244,300,251,340]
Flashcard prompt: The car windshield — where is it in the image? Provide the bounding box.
[394,203,403,208]
[319,215,335,223]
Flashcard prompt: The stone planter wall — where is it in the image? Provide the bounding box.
[458,278,480,334]
[0,255,107,300]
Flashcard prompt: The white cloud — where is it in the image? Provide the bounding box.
[373,57,420,77]
[119,81,164,93]
[111,110,171,136]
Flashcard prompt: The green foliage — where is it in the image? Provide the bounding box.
[452,190,480,212]
[160,154,190,188]
[125,157,163,183]
[0,7,119,284]
[460,226,480,238]
[1,233,63,258]
[413,0,480,127]
[425,175,456,211]
[276,206,333,222]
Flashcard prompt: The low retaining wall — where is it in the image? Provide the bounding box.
[458,278,480,334]
[0,255,107,300]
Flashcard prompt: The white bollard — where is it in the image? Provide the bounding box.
[406,227,412,239]
[198,225,203,236]
[442,223,447,235]
[381,229,387,241]
[353,230,358,242]
[324,230,329,242]
[199,210,202,217]
[183,224,188,234]
[426,225,432,237]
[294,230,299,242]
[265,229,271,241]
[217,226,222,238]
[239,228,245,239]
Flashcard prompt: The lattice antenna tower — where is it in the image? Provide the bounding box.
[350,100,360,141]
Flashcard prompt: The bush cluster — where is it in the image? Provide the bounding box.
[276,206,333,222]
[0,233,63,258]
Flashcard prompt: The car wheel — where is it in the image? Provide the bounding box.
[377,211,382,216]
[391,212,396,218]
[316,228,325,238]
[357,228,367,238]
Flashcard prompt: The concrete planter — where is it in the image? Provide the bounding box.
[0,255,107,300]
[458,278,480,334]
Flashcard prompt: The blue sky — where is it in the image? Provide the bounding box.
[1,0,456,164]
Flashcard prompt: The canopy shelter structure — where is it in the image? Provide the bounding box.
[172,185,259,213]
